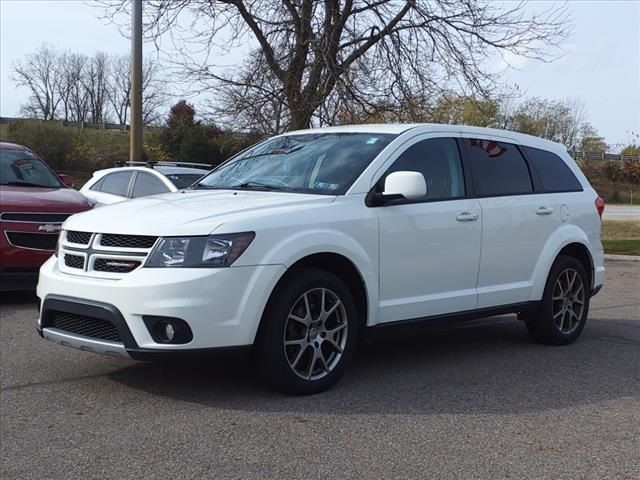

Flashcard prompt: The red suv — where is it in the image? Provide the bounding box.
[0,142,94,291]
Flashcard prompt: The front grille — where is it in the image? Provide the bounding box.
[66,231,91,245]
[94,258,141,273]
[0,212,71,223]
[64,254,84,269]
[5,232,57,251]
[100,234,157,249]
[49,311,121,342]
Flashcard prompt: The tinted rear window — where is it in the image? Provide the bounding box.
[99,172,133,197]
[131,172,169,198]
[522,146,583,192]
[165,173,203,189]
[465,139,532,197]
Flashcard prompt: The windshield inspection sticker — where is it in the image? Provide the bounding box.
[366,137,379,144]
[314,181,339,190]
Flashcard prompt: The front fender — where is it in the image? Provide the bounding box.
[530,224,594,301]
[259,228,379,326]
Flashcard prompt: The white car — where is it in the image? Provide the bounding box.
[37,124,605,394]
[79,164,209,205]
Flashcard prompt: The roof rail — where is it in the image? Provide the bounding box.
[154,161,212,169]
[112,160,212,169]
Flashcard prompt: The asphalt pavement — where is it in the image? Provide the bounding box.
[1,259,639,479]
[602,205,640,221]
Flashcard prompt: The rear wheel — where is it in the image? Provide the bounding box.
[526,255,590,345]
[255,268,358,395]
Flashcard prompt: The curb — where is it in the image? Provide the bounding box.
[604,254,640,262]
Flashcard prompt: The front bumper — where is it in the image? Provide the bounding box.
[37,256,285,356]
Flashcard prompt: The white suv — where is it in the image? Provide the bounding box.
[37,124,605,394]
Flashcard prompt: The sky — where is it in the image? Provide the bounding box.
[1,0,639,149]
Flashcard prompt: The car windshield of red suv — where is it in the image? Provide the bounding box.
[0,149,63,188]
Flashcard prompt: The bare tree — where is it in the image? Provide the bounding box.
[58,51,90,122]
[12,44,63,120]
[98,0,570,133]
[82,52,110,123]
[107,55,167,125]
[108,55,132,124]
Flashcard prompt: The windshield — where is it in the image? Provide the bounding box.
[195,132,397,195]
[165,173,206,189]
[0,148,63,188]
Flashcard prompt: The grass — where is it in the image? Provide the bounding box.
[601,220,640,255]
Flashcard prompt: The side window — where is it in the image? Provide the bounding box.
[522,146,583,192]
[131,172,169,198]
[384,138,465,201]
[465,139,532,196]
[100,172,133,197]
[89,177,105,192]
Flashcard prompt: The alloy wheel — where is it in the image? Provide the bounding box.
[552,268,585,334]
[283,288,348,381]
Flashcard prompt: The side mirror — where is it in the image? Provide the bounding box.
[58,173,75,188]
[383,171,426,199]
[366,171,427,206]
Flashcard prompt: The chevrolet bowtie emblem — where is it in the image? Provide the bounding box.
[38,224,61,233]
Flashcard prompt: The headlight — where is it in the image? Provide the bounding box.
[145,232,255,268]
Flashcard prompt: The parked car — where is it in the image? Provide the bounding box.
[79,163,210,205]
[37,124,605,394]
[0,142,94,291]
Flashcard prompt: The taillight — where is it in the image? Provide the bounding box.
[595,196,605,220]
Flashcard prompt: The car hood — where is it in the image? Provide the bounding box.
[0,185,93,213]
[63,189,336,236]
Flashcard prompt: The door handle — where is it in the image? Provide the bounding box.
[536,206,554,215]
[456,212,479,222]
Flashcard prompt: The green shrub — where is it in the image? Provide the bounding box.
[5,121,76,171]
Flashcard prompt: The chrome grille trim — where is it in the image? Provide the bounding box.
[0,212,72,223]
[4,231,58,252]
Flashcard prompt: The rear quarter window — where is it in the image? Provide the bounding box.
[522,146,583,192]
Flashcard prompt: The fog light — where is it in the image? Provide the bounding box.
[162,322,175,342]
[143,316,193,344]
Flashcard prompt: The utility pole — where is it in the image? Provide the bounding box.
[129,0,143,164]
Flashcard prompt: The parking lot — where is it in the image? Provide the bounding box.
[1,258,638,480]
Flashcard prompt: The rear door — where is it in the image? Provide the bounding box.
[375,135,482,322]
[460,136,561,308]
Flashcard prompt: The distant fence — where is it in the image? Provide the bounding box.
[0,116,162,132]
[570,151,639,162]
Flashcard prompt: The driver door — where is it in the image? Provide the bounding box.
[375,135,482,323]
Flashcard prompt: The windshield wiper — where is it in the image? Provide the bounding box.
[1,181,55,188]
[234,181,284,191]
[192,182,221,189]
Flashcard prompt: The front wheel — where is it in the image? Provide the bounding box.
[254,268,358,395]
[526,255,590,345]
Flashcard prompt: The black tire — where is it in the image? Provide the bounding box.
[526,255,590,345]
[254,268,359,395]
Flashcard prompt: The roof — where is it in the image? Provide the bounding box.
[0,141,28,151]
[93,165,207,176]
[281,123,566,154]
